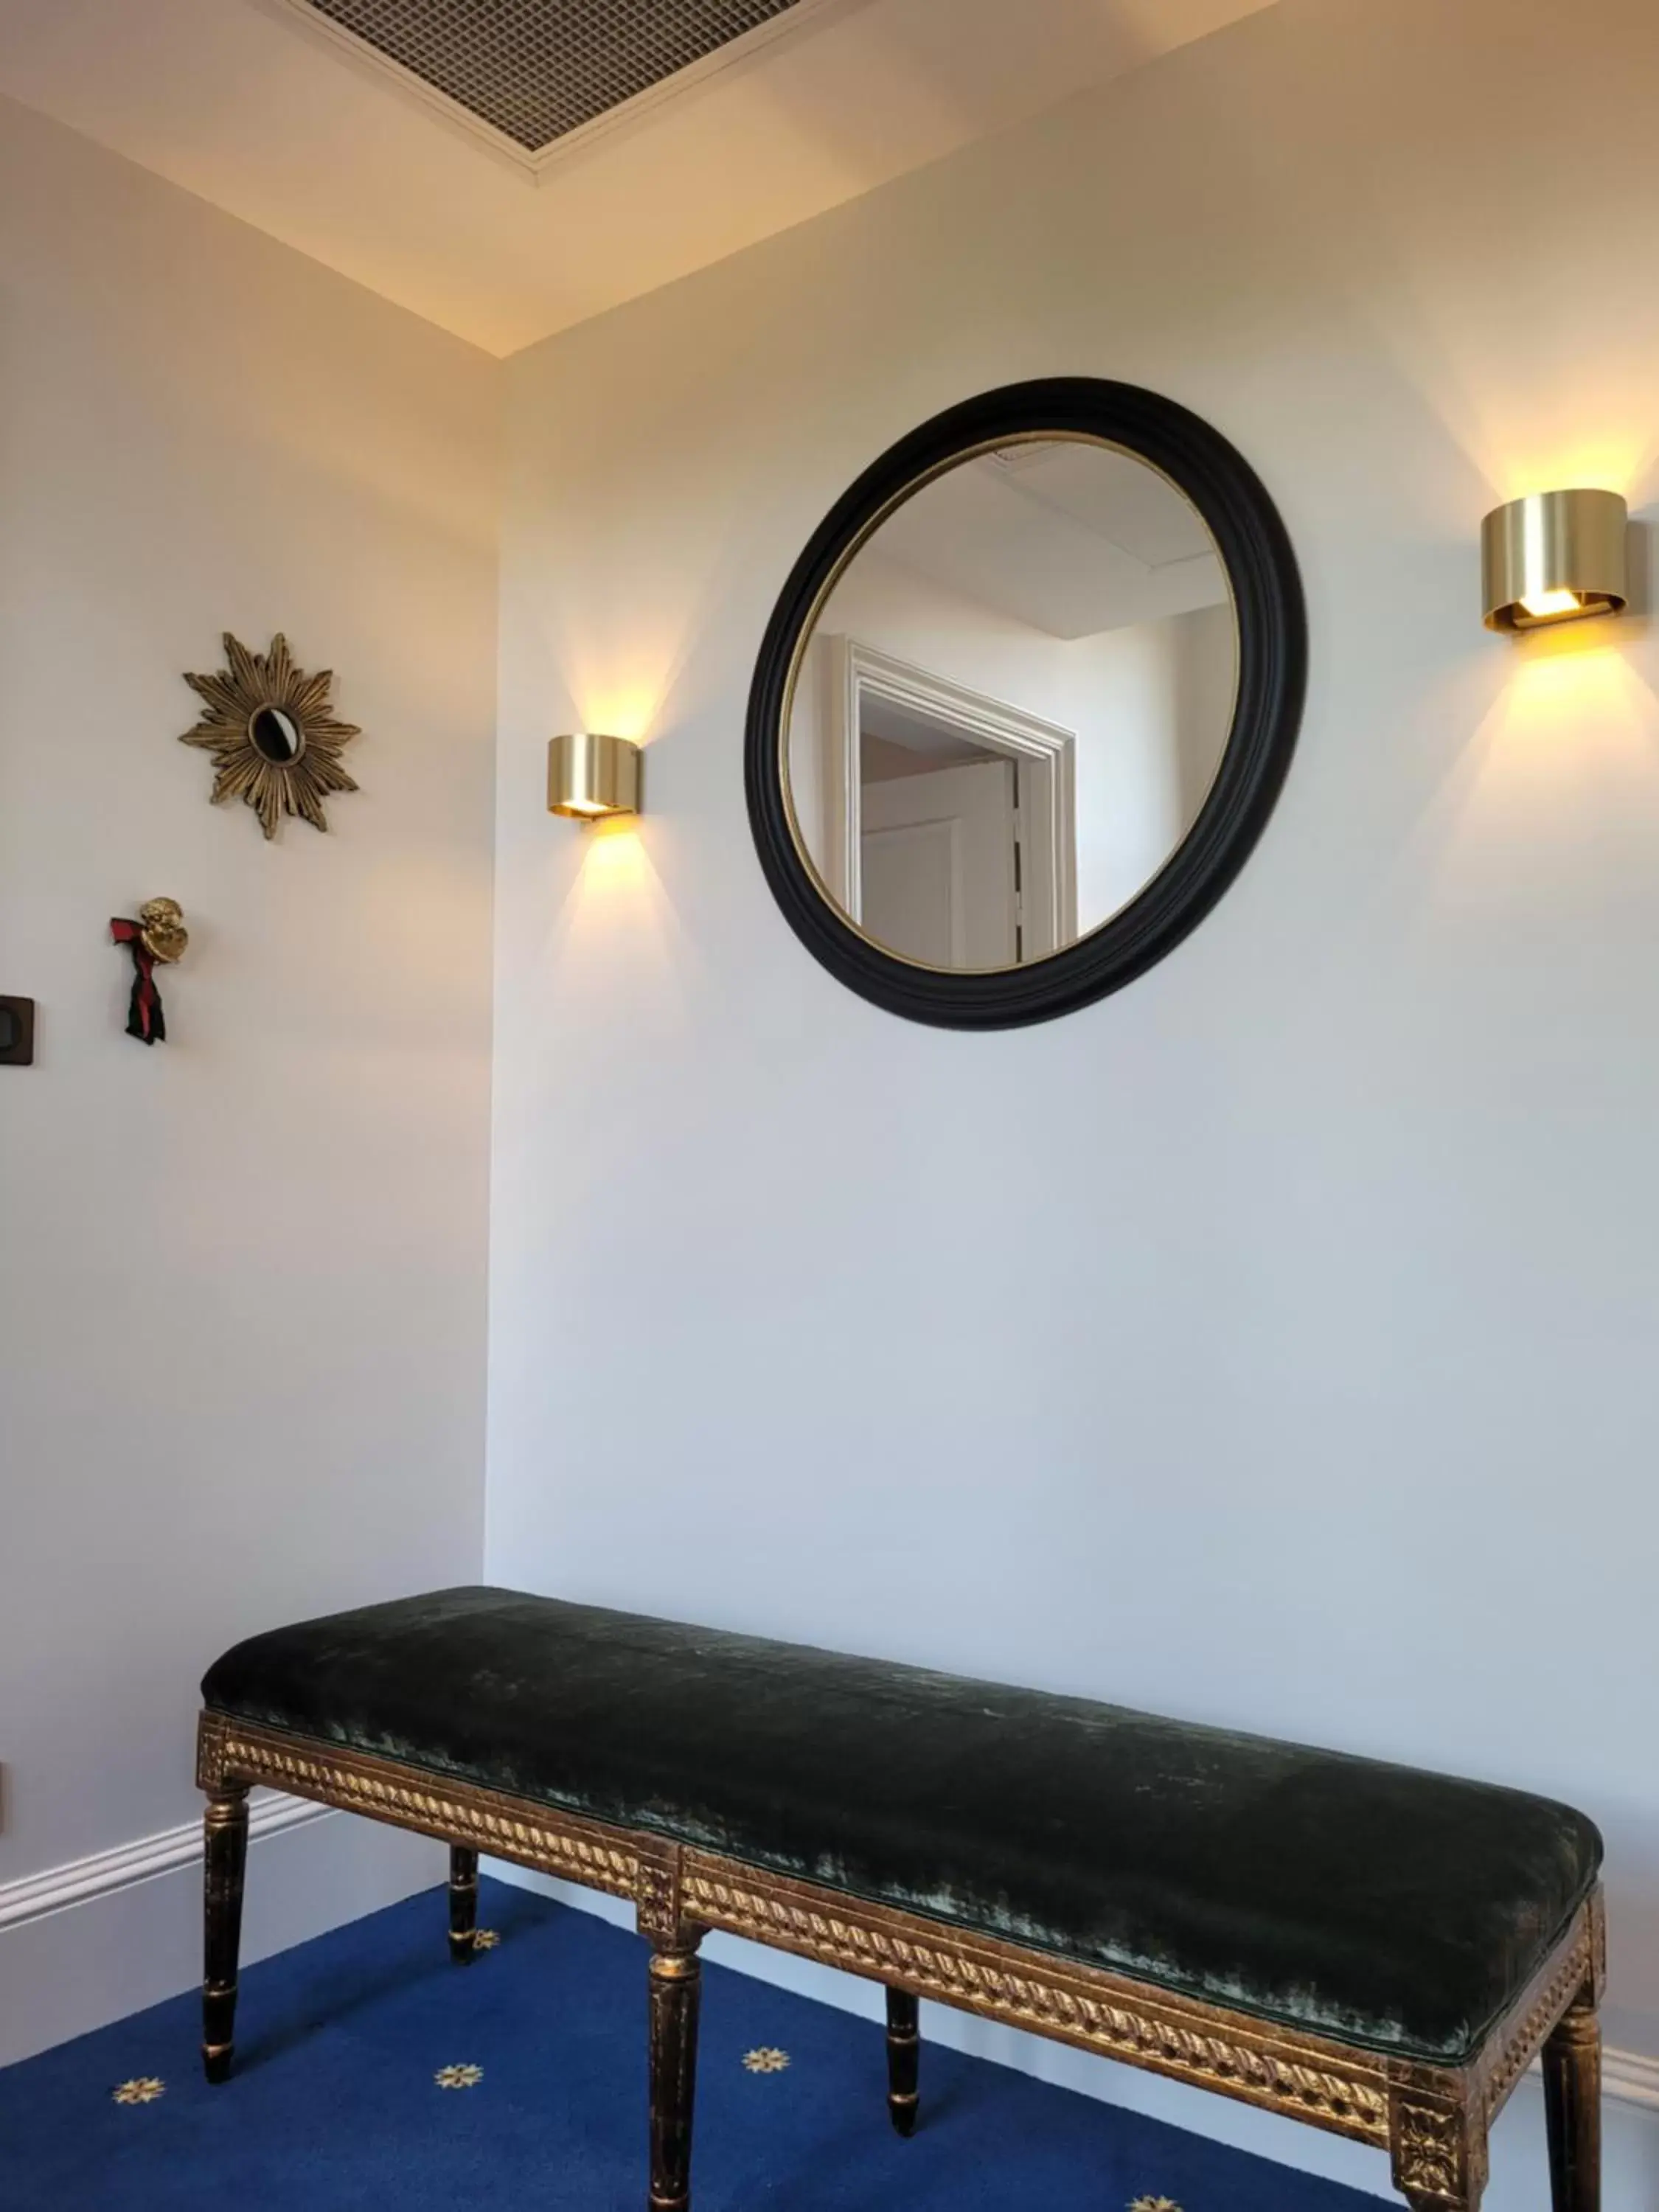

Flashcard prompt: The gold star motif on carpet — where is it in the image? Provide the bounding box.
[742,2046,790,2073]
[1129,2197,1183,2211]
[434,2063,484,2089]
[470,1929,500,1951]
[112,2077,165,2105]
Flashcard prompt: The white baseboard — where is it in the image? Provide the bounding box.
[0,1797,443,2070]
[1605,2045,1659,2112]
[0,1790,331,1933]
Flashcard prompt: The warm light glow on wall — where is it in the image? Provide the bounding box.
[1428,636,1658,886]
[1501,638,1641,734]
[576,686,659,745]
[582,813,647,858]
[1497,440,1643,512]
[538,799,692,1034]
[1471,638,1656,806]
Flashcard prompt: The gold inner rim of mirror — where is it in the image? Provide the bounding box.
[779,431,1241,975]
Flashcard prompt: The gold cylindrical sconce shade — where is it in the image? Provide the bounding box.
[547,731,641,819]
[1482,489,1628,631]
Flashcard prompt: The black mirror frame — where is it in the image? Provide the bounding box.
[744,378,1307,1030]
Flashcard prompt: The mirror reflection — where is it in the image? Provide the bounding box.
[785,438,1237,970]
[249,704,302,764]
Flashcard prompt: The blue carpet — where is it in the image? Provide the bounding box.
[0,1877,1391,2209]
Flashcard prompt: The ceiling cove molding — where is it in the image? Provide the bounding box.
[251,0,874,183]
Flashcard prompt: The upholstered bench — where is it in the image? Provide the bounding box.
[197,1588,1604,2211]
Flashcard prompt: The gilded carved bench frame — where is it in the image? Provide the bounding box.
[197,1709,1603,2212]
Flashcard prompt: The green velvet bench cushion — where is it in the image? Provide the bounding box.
[201,1585,1600,2068]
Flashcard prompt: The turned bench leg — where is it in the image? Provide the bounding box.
[448,1845,479,1963]
[886,1985,919,2135]
[202,1785,248,2084]
[647,1938,702,2211]
[1543,1988,1601,2212]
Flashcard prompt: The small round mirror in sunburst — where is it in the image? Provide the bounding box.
[180,633,361,839]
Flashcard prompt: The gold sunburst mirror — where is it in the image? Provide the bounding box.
[180,633,361,839]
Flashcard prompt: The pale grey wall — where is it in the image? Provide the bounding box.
[488,1,1659,2199]
[0,90,499,2038]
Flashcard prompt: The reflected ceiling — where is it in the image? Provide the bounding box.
[870,445,1229,637]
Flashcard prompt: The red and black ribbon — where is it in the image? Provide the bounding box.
[110,918,166,1046]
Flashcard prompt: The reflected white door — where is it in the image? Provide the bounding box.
[860,757,1018,967]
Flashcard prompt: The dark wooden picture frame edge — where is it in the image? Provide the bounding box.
[0,995,37,1066]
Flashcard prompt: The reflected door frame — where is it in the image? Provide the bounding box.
[820,636,1078,960]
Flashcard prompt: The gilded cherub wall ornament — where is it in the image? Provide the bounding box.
[180,633,360,839]
[110,898,187,1045]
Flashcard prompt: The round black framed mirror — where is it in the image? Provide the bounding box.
[745,378,1306,1029]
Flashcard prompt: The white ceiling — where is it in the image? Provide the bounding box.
[0,0,1276,356]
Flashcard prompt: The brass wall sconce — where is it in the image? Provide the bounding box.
[547,732,641,821]
[1482,489,1629,631]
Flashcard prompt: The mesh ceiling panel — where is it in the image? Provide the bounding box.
[302,0,804,151]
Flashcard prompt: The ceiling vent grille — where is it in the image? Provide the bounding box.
[296,0,806,154]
